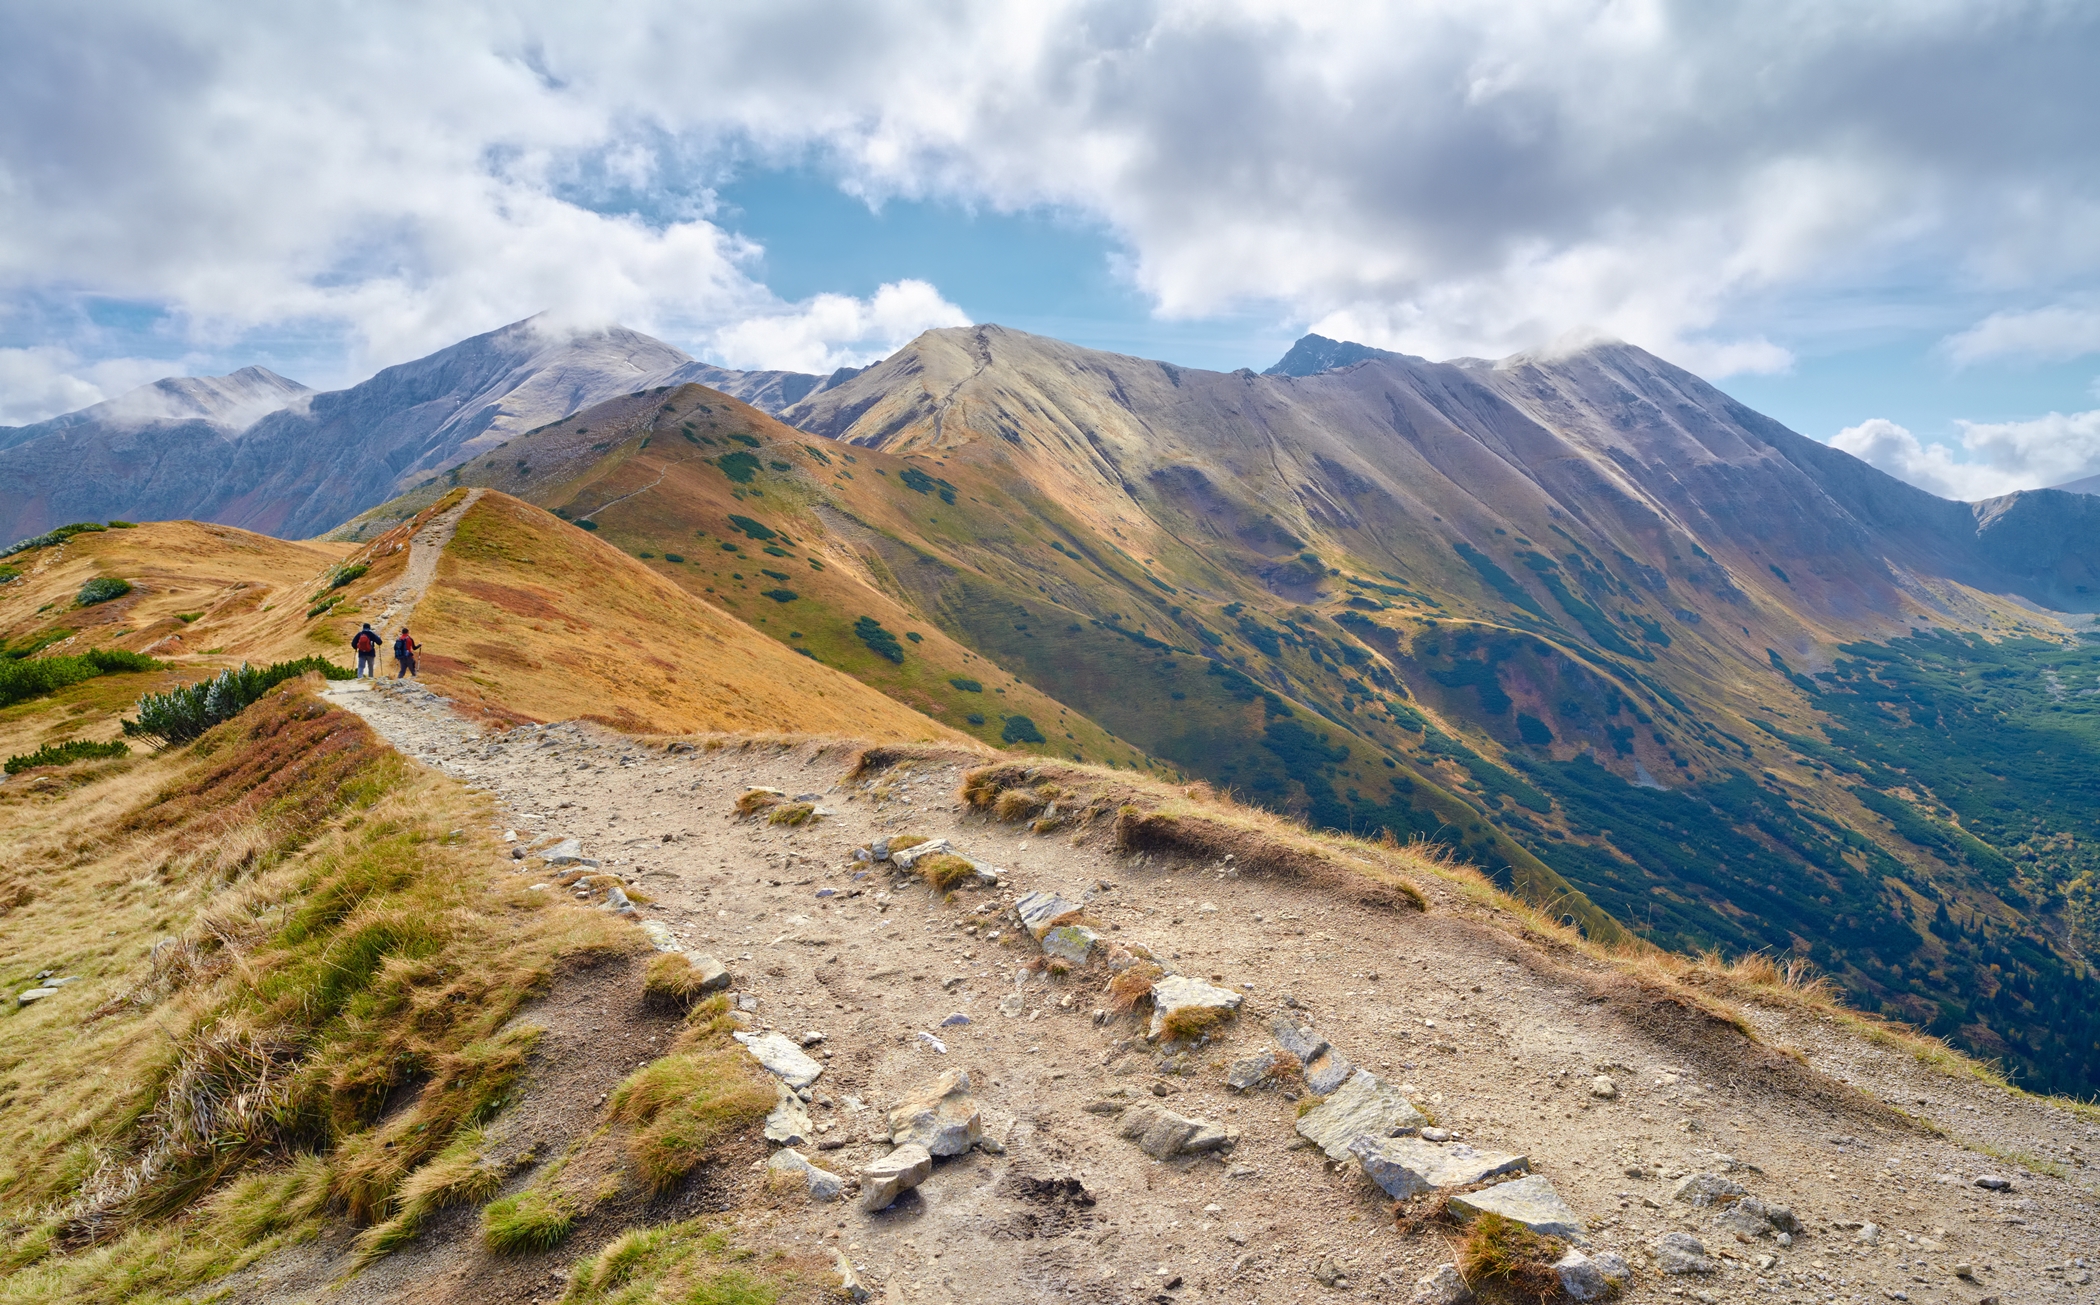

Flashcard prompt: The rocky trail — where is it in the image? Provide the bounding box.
[305,670,2100,1305]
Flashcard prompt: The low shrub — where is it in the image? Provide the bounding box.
[0,646,157,709]
[123,656,352,745]
[663,553,686,563]
[324,562,368,590]
[5,738,129,774]
[948,677,983,692]
[1001,714,1046,745]
[1105,962,1164,1014]
[734,788,783,817]
[4,521,107,555]
[482,1186,577,1255]
[77,576,133,606]
[1159,1003,1233,1042]
[854,616,905,663]
[766,801,816,826]
[642,954,721,1014]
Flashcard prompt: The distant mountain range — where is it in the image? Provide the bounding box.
[12,315,2100,1090]
[0,317,862,542]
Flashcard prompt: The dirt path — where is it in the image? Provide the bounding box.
[308,679,2099,1305]
[375,487,483,631]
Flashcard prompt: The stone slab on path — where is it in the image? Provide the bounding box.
[1447,1174,1586,1242]
[1294,1069,1428,1162]
[735,1030,824,1089]
[1349,1136,1529,1198]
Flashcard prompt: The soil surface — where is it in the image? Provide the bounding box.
[257,672,2100,1305]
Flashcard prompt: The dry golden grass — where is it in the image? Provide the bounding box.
[0,681,633,1299]
[607,996,776,1193]
[1456,1210,1566,1303]
[1105,962,1165,1014]
[409,492,970,741]
[641,953,721,1014]
[915,853,977,892]
[734,788,784,816]
[1160,1004,1235,1042]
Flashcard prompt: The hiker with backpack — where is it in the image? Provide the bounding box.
[351,623,381,678]
[393,627,419,679]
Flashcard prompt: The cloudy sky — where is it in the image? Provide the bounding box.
[4,0,2099,498]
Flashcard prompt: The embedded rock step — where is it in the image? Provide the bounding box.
[1040,922,1100,964]
[1652,1230,1718,1275]
[765,1083,815,1146]
[767,1147,844,1201]
[1349,1137,1529,1198]
[1015,890,1082,938]
[1115,1103,1236,1160]
[735,1031,824,1089]
[889,839,952,870]
[1447,1175,1586,1242]
[1147,974,1244,1040]
[1294,1069,1428,1162]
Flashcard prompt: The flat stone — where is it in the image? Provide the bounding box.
[887,1068,981,1156]
[543,838,599,866]
[1555,1249,1630,1302]
[601,885,638,915]
[1713,1196,1801,1238]
[1448,1175,1586,1242]
[1272,1017,1330,1063]
[1349,1137,1529,1198]
[1854,1221,1882,1245]
[766,1147,845,1201]
[1413,1263,1473,1305]
[1295,1069,1428,1162]
[1040,923,1100,964]
[683,954,731,993]
[1015,890,1082,939]
[1672,1171,1748,1207]
[734,1031,824,1089]
[860,1143,933,1211]
[1974,1175,2011,1190]
[1589,1076,1618,1100]
[833,1247,869,1301]
[638,921,682,952]
[1226,1049,1281,1092]
[1147,974,1244,1040]
[15,988,56,1006]
[1653,1230,1717,1275]
[766,1083,815,1146]
[1303,1049,1354,1096]
[1183,1121,1235,1154]
[890,839,952,870]
[1118,1103,1204,1159]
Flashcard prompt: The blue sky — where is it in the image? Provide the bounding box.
[4,2,2099,499]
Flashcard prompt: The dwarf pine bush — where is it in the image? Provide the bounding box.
[124,656,352,745]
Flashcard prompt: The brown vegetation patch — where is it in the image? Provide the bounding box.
[1456,1210,1566,1304]
[446,578,569,622]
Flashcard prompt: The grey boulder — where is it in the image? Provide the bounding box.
[764,1083,815,1146]
[1147,974,1244,1040]
[860,1143,933,1211]
[1672,1171,1747,1207]
[1555,1249,1631,1301]
[1652,1231,1717,1275]
[1015,890,1081,938]
[886,1069,982,1156]
[1412,1263,1472,1305]
[1116,1103,1234,1160]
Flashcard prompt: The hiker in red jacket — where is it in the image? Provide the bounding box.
[351,622,381,678]
[393,627,419,679]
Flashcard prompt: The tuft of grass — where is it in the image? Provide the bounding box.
[608,1033,775,1192]
[766,801,816,826]
[1456,1210,1565,1302]
[1105,962,1164,1014]
[735,788,784,817]
[559,1218,822,1305]
[482,1186,577,1255]
[1160,1004,1233,1042]
[916,853,976,892]
[643,953,723,1014]
[350,1127,506,1265]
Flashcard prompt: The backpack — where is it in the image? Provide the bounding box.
[393,636,411,658]
[353,630,378,654]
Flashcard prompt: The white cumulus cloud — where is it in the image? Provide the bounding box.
[708,280,969,375]
[1942,305,2100,366]
[0,348,181,427]
[1831,411,2100,501]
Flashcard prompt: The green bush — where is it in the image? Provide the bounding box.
[949,677,983,692]
[5,738,129,774]
[0,564,20,586]
[4,521,107,556]
[577,520,600,532]
[854,616,904,664]
[726,514,776,541]
[1001,715,1047,745]
[716,452,761,484]
[663,553,686,564]
[0,647,157,709]
[761,589,798,603]
[76,576,133,606]
[325,562,368,590]
[124,656,352,746]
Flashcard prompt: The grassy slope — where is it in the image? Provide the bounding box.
[367,392,1170,771]
[404,490,969,742]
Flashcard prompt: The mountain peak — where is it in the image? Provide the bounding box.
[1262,333,1410,377]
